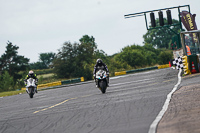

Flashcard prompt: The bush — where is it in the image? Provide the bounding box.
[158,50,173,65]
[0,71,14,92]
[33,69,54,75]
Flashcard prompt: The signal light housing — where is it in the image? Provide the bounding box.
[150,12,156,27]
[166,10,172,25]
[158,11,164,26]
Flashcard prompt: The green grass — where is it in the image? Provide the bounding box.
[0,90,26,97]
[37,73,54,78]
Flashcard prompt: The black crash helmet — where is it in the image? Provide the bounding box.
[96,59,103,64]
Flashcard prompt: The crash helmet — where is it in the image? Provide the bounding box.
[96,58,103,64]
[29,70,34,77]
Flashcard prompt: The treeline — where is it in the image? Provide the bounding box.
[0,35,173,92]
[52,35,173,80]
[0,41,29,92]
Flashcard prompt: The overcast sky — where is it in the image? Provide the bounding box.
[0,0,199,63]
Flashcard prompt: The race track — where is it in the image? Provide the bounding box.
[0,68,179,133]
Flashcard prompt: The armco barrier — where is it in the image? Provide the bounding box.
[61,77,84,85]
[21,77,84,90]
[126,66,158,74]
[37,81,61,89]
[157,64,170,69]
[81,77,84,82]
[115,65,169,76]
[115,71,126,76]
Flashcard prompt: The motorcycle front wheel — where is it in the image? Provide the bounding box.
[99,80,107,94]
[29,88,34,98]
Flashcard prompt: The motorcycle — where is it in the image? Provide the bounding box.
[95,70,108,94]
[25,78,37,98]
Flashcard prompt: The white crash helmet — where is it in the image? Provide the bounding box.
[29,70,34,75]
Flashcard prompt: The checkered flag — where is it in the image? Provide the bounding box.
[172,56,184,70]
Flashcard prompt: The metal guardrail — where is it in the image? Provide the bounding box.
[115,65,169,76]
[21,77,84,90]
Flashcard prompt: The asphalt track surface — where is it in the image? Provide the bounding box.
[157,73,200,133]
[0,68,179,133]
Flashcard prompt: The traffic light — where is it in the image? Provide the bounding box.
[182,56,191,75]
[158,11,164,26]
[150,12,156,27]
[166,10,172,25]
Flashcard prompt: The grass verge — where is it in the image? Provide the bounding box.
[0,90,26,97]
[37,73,54,78]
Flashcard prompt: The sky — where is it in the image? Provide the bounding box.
[0,0,199,63]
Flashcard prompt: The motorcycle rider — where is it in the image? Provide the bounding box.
[93,58,109,87]
[24,70,38,93]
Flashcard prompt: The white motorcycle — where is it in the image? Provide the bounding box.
[25,78,37,98]
[95,70,108,94]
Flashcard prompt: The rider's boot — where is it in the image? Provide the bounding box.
[95,80,99,88]
[107,77,109,87]
[35,87,38,93]
[94,78,98,88]
[35,82,38,93]
[96,82,99,88]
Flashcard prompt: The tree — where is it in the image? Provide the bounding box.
[0,41,29,82]
[143,43,160,65]
[115,45,147,69]
[76,35,97,79]
[113,44,165,69]
[53,35,98,80]
[39,52,55,68]
[110,56,131,75]
[29,62,45,70]
[117,50,146,69]
[30,52,56,69]
[77,35,97,64]
[94,49,108,64]
[158,50,173,64]
[53,42,79,78]
[143,19,180,49]
[79,35,96,49]
[0,71,14,92]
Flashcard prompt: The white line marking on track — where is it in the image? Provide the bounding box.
[110,81,158,93]
[33,94,93,114]
[110,70,160,79]
[111,78,155,86]
[148,69,182,133]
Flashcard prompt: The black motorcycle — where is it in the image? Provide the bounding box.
[95,70,108,93]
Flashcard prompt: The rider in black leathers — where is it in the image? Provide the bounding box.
[93,59,109,87]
